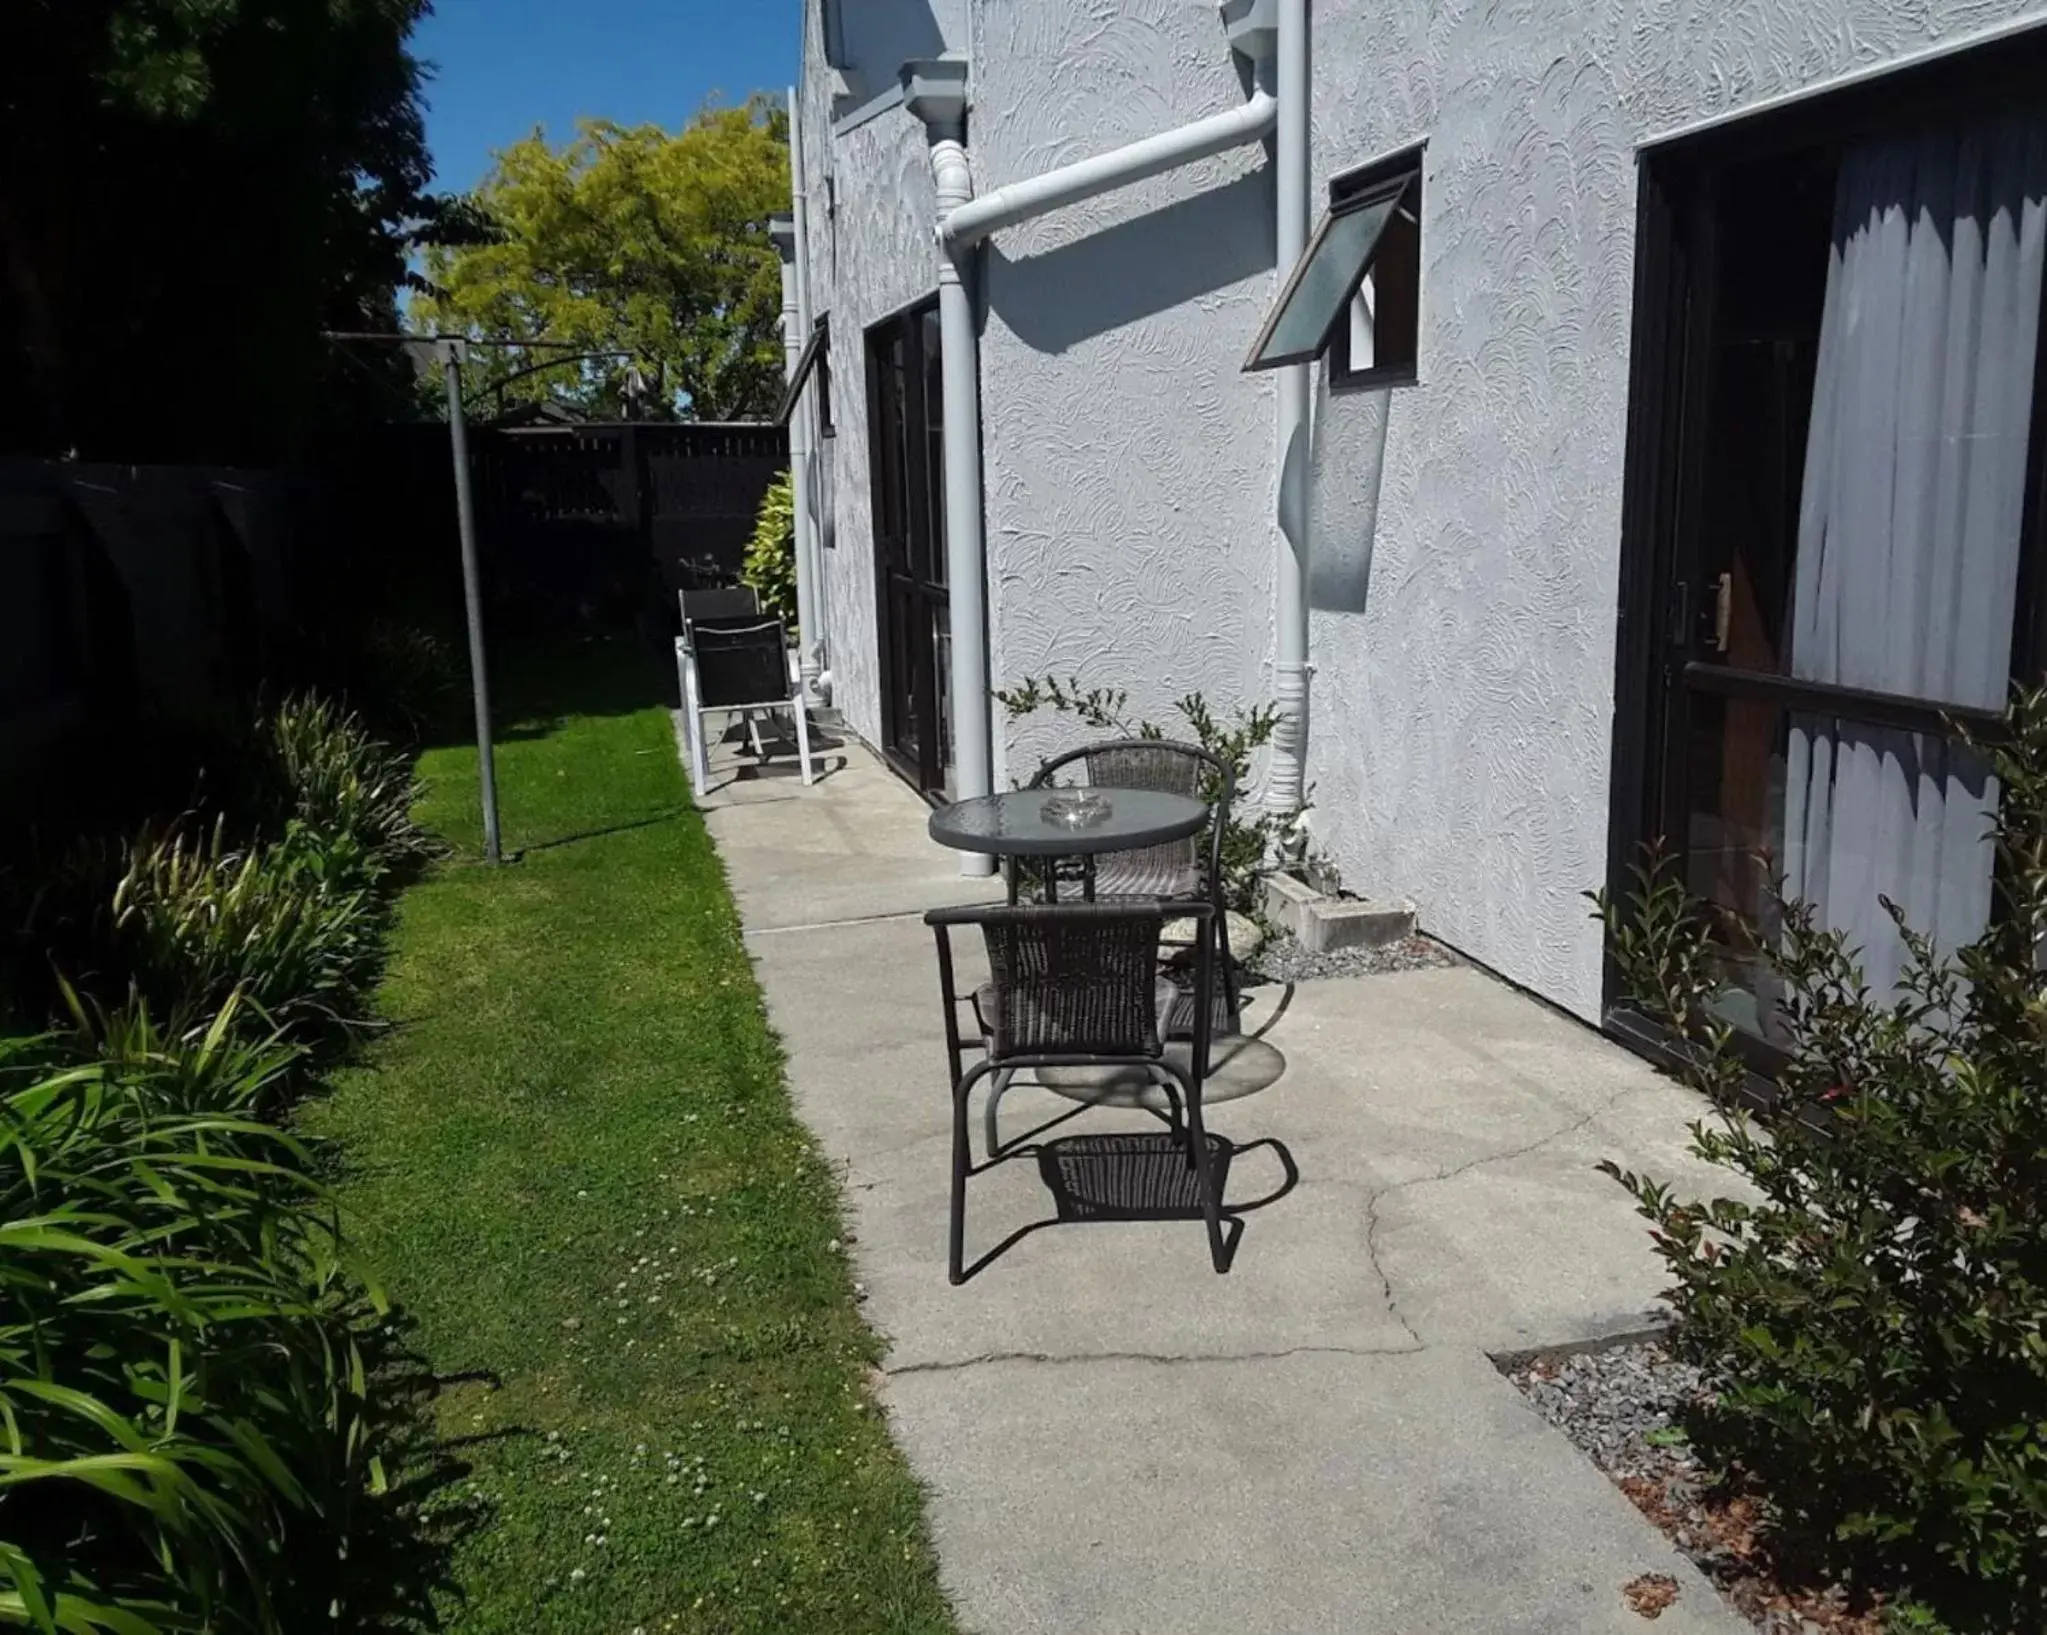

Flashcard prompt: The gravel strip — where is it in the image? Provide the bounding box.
[1248,931,1460,984]
[1511,1341,1705,1483]
[1506,1341,1883,1634]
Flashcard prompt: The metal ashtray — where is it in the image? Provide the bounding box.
[1040,789,1113,829]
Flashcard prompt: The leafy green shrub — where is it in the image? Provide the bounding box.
[108,820,382,1043]
[258,694,432,883]
[1593,689,2047,1629]
[0,1007,390,1634]
[4,692,426,1044]
[343,618,460,743]
[994,675,1291,909]
[742,468,798,631]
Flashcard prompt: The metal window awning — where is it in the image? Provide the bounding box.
[1243,170,1416,371]
[777,317,830,425]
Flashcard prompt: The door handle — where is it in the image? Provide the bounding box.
[1712,571,1732,653]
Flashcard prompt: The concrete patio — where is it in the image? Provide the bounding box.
[695,726,1749,1634]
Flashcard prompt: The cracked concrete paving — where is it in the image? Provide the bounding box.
[697,731,1748,1634]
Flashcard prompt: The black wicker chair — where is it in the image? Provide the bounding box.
[925,900,1228,1282]
[1025,739,1240,1034]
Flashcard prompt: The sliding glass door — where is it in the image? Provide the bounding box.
[1612,56,2047,1057]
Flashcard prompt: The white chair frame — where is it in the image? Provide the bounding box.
[675,615,813,798]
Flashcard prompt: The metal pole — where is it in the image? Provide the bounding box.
[439,339,503,863]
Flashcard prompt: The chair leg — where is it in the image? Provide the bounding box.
[950,1078,972,1285]
[675,694,698,796]
[691,716,712,798]
[746,712,768,761]
[1176,1070,1230,1274]
[1144,1064,1184,1148]
[1214,896,1241,1033]
[682,658,710,799]
[792,695,815,786]
[983,1067,1017,1159]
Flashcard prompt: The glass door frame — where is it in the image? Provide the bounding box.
[864,296,951,799]
[1605,39,2047,1081]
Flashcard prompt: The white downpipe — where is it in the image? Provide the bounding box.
[941,90,1277,250]
[929,129,997,877]
[772,244,820,697]
[1266,0,1312,823]
[909,64,1282,878]
[785,88,825,702]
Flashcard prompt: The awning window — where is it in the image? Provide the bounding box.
[777,316,830,425]
[1243,170,1417,372]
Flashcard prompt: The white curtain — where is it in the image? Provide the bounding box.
[1782,116,2047,997]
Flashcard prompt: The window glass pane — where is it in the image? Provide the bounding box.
[1347,274,1377,373]
[933,602,954,797]
[1681,691,1996,1039]
[1246,180,1406,370]
[1366,207,1418,373]
[777,322,829,426]
[870,330,907,553]
[921,306,946,581]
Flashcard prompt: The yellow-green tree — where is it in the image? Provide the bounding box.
[414,100,790,421]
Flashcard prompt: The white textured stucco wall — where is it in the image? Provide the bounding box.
[796,0,960,753]
[801,0,2047,1020]
[973,0,1277,787]
[1302,0,2047,1019]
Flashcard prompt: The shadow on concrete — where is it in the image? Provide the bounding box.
[956,1123,1299,1283]
[1037,1032,1288,1108]
[987,167,1275,354]
[686,713,855,798]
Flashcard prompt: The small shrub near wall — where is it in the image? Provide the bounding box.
[742,467,797,629]
[995,675,1290,910]
[1593,689,2047,1632]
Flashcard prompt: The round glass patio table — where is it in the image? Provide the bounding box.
[929,788,1208,903]
[928,787,1208,861]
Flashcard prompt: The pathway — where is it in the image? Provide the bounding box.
[696,726,1748,1635]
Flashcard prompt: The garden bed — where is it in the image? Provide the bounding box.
[1248,930,1460,984]
[1505,1340,1885,1634]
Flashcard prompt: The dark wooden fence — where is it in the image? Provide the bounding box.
[0,459,316,789]
[0,420,785,801]
[473,420,786,613]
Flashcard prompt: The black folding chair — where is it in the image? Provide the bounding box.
[925,900,1228,1283]
[677,614,813,796]
[679,586,760,623]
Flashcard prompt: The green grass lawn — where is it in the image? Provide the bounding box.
[311,637,955,1635]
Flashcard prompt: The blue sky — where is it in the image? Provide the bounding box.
[413,0,801,193]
